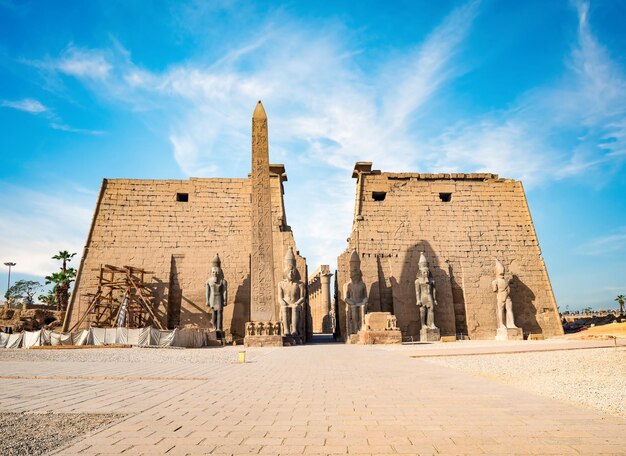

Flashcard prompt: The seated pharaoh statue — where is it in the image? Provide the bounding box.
[343,250,368,336]
[278,246,305,337]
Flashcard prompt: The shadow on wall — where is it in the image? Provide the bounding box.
[231,273,250,340]
[510,274,540,334]
[178,294,210,327]
[390,241,456,338]
[364,255,395,315]
[148,278,169,327]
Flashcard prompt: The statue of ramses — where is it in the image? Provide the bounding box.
[493,259,518,329]
[415,253,438,330]
[343,250,368,335]
[278,246,305,337]
[206,253,228,332]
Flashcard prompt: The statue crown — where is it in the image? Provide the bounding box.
[418,252,429,270]
[495,258,505,276]
[349,250,360,266]
[284,246,296,268]
[212,253,221,268]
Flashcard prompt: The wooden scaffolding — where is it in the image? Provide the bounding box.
[71,264,165,331]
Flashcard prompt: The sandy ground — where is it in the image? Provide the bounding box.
[560,321,626,339]
[0,412,123,455]
[426,346,626,418]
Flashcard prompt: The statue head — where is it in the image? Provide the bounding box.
[495,259,505,278]
[418,252,429,278]
[211,254,223,280]
[283,246,297,281]
[349,250,362,282]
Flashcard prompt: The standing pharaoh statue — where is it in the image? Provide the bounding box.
[278,247,305,337]
[343,250,368,336]
[415,253,439,333]
[493,259,517,329]
[206,254,228,333]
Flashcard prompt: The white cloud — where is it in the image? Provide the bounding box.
[25,1,626,271]
[49,122,105,135]
[56,47,112,79]
[420,1,626,186]
[1,98,47,114]
[0,184,92,278]
[577,227,626,256]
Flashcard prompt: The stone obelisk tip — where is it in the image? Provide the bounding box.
[253,100,267,119]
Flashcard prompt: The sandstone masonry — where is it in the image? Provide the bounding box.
[337,163,562,341]
[64,171,307,340]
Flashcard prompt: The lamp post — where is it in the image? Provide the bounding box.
[4,262,16,301]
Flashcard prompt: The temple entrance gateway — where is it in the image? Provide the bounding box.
[65,102,562,345]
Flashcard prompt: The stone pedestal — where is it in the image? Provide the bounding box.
[495,327,523,341]
[420,327,440,342]
[244,335,283,347]
[358,330,402,344]
[354,312,402,345]
[244,321,283,347]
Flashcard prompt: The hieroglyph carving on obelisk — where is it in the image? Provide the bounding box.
[250,101,276,321]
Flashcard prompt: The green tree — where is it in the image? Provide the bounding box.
[616,294,625,314]
[45,251,77,311]
[38,289,57,307]
[5,280,42,308]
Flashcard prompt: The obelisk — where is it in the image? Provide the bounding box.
[250,101,276,322]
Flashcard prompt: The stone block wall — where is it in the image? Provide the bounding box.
[337,166,562,341]
[65,172,306,340]
[308,265,332,333]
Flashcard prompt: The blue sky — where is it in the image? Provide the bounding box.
[1,0,625,311]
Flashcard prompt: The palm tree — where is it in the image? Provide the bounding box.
[53,251,76,273]
[46,251,77,311]
[616,295,625,315]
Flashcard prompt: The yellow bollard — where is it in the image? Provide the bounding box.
[238,351,246,364]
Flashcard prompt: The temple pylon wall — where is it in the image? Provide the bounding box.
[337,163,563,341]
[64,173,306,340]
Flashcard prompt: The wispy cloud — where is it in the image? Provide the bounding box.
[1,95,105,136]
[56,47,112,79]
[19,0,626,271]
[577,227,626,256]
[50,122,105,135]
[0,183,92,277]
[426,1,626,185]
[1,98,47,113]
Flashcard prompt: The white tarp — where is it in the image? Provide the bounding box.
[50,332,62,346]
[127,328,142,345]
[60,332,74,345]
[89,327,105,346]
[0,332,9,348]
[0,326,208,349]
[174,328,206,348]
[115,327,128,344]
[149,327,177,347]
[138,327,151,346]
[41,330,52,346]
[103,328,117,345]
[6,332,23,348]
[23,330,42,347]
[73,329,89,346]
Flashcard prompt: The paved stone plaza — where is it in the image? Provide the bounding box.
[1,342,625,455]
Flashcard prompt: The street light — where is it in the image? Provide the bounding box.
[4,262,16,299]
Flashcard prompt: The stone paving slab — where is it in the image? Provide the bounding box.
[0,344,625,455]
